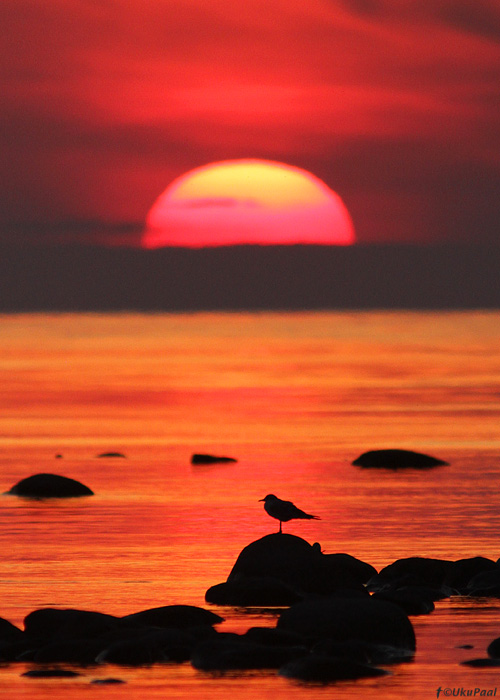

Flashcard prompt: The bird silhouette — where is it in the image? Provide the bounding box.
[259,494,320,533]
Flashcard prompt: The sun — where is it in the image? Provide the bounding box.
[142,159,355,248]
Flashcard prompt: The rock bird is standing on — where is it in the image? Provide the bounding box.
[259,494,320,533]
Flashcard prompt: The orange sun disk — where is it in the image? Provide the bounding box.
[142,159,355,248]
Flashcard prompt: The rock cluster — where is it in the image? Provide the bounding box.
[2,533,500,684]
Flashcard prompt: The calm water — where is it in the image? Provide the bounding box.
[1,311,500,698]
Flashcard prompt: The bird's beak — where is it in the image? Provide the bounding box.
[258,498,264,501]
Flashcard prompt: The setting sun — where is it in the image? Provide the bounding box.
[142,159,355,248]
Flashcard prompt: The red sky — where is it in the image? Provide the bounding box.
[1,0,499,244]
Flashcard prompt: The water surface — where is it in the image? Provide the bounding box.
[1,311,500,698]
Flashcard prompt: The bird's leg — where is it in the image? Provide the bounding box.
[279,521,282,534]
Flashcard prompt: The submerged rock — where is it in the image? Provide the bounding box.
[190,453,237,465]
[96,452,126,458]
[352,449,448,469]
[277,597,416,652]
[279,654,389,682]
[6,473,94,499]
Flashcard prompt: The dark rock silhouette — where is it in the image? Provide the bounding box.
[488,637,500,658]
[352,449,448,469]
[6,473,94,498]
[215,534,375,602]
[277,597,416,652]
[206,577,301,607]
[368,556,454,591]
[444,557,498,592]
[191,634,306,671]
[96,628,196,665]
[96,452,126,458]
[461,658,500,667]
[372,589,435,616]
[22,668,82,678]
[0,616,23,642]
[279,654,388,682]
[467,569,500,597]
[120,604,223,629]
[33,638,106,664]
[23,608,120,641]
[190,453,237,465]
[91,678,126,684]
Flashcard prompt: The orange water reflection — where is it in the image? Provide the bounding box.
[0,311,500,699]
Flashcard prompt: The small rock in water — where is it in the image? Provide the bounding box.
[91,678,126,684]
[96,452,126,458]
[191,453,237,465]
[352,449,448,469]
[22,668,82,678]
[6,473,94,499]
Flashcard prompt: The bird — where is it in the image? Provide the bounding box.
[259,494,320,533]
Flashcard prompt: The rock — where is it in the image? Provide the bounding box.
[243,626,308,648]
[352,449,448,469]
[6,473,94,498]
[33,638,105,664]
[24,608,120,641]
[487,637,500,658]
[467,569,500,595]
[445,557,499,592]
[369,557,454,590]
[0,616,23,642]
[223,534,374,597]
[312,637,413,665]
[372,590,435,616]
[279,654,389,682]
[277,597,416,652]
[460,658,500,667]
[120,605,223,629]
[96,452,126,458]
[191,634,305,671]
[96,628,195,665]
[22,668,82,677]
[190,453,237,465]
[205,577,302,606]
[91,678,126,684]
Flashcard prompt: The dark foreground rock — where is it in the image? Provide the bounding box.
[279,654,389,682]
[6,473,94,498]
[368,556,455,591]
[191,634,306,671]
[120,605,223,629]
[444,557,498,593]
[206,576,302,606]
[277,597,416,652]
[352,449,448,469]
[207,534,376,604]
[24,608,120,641]
[190,453,237,465]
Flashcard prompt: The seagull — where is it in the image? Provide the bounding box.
[259,494,320,533]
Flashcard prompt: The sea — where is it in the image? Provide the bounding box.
[1,310,500,699]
